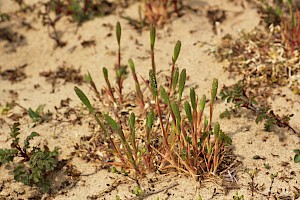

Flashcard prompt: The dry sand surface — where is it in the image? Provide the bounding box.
[0,0,300,199]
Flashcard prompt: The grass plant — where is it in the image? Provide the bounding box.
[122,0,182,29]
[74,22,231,182]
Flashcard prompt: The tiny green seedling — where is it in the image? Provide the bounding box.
[233,192,244,200]
[0,123,59,192]
[294,149,300,163]
[28,104,52,124]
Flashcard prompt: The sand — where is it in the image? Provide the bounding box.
[0,0,299,199]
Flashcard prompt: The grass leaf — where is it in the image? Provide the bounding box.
[74,87,95,114]
[149,69,158,98]
[190,87,196,111]
[129,112,135,130]
[172,67,179,91]
[104,114,120,132]
[150,24,156,50]
[128,59,135,72]
[178,68,186,101]
[211,78,218,104]
[173,40,181,64]
[199,95,206,112]
[103,67,108,79]
[116,21,121,45]
[184,101,193,124]
[160,86,170,105]
[146,109,154,130]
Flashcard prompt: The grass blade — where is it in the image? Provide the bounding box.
[190,87,196,111]
[150,24,156,50]
[184,101,193,124]
[160,86,170,106]
[211,78,218,104]
[146,109,154,130]
[172,40,181,64]
[172,67,179,91]
[104,114,120,132]
[199,95,206,112]
[178,68,186,101]
[149,69,158,98]
[116,21,121,46]
[74,86,94,114]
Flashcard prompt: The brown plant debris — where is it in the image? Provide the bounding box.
[40,63,84,92]
[207,8,226,34]
[0,64,27,83]
[214,26,300,95]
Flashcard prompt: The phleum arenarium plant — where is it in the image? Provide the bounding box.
[75,22,231,182]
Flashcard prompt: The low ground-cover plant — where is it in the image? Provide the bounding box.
[259,0,300,53]
[220,80,296,133]
[28,104,52,125]
[0,12,10,23]
[0,123,59,192]
[214,28,300,95]
[38,0,115,46]
[74,22,232,183]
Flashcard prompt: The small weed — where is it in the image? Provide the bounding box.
[294,149,300,163]
[0,102,15,115]
[0,123,59,192]
[267,172,278,199]
[220,80,296,133]
[0,13,10,23]
[214,28,300,95]
[233,192,244,200]
[263,163,271,170]
[28,104,52,125]
[245,168,259,197]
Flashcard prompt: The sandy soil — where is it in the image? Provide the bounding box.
[0,0,300,199]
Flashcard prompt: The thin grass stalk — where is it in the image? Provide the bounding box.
[150,24,156,73]
[155,96,178,166]
[180,121,192,166]
[129,113,138,162]
[86,72,101,101]
[103,67,117,104]
[116,21,123,102]
[74,87,127,166]
[145,109,154,172]
[209,79,218,129]
[129,59,145,109]
[169,41,181,94]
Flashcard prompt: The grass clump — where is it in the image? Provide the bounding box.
[122,0,182,29]
[74,22,232,183]
[0,123,59,192]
